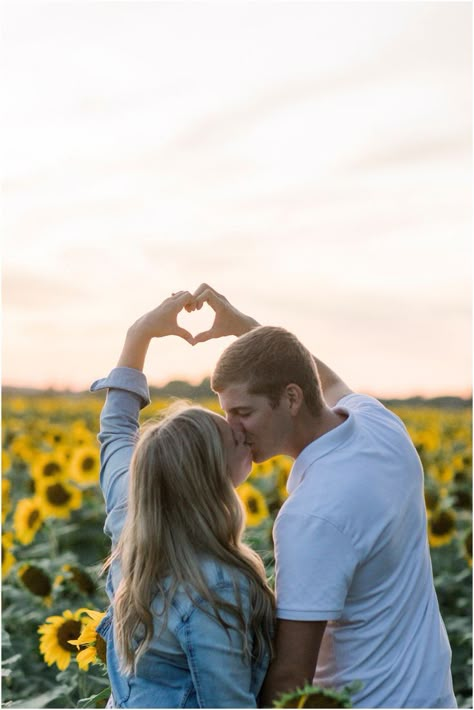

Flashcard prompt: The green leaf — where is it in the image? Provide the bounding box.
[1,654,22,666]
[77,685,111,708]
[7,685,71,708]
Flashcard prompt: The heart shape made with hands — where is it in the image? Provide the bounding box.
[177,301,216,340]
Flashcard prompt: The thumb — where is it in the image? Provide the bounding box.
[193,329,214,345]
[175,327,194,345]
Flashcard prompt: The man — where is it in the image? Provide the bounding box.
[185,284,457,709]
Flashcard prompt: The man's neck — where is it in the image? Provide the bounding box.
[289,406,348,459]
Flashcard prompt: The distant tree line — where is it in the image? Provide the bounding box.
[3,379,472,409]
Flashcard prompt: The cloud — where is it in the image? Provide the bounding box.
[3,268,85,310]
[349,133,471,173]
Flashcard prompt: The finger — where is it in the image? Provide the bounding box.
[192,283,222,302]
[194,289,221,312]
[192,329,215,345]
[174,291,194,309]
[174,327,194,345]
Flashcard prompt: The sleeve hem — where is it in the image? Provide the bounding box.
[90,367,151,407]
[276,608,341,621]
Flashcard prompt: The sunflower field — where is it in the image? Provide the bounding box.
[1,392,472,708]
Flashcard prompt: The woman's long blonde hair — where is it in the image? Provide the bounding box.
[105,402,275,675]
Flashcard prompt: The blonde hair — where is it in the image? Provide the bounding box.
[212,326,324,416]
[105,402,274,675]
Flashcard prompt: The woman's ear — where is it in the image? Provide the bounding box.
[285,384,304,415]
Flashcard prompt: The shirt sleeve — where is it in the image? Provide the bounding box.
[176,586,260,708]
[90,367,151,547]
[337,393,408,435]
[273,511,360,621]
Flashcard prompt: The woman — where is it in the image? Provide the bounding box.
[91,292,275,708]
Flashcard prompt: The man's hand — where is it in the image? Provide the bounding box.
[183,284,260,344]
[260,619,327,708]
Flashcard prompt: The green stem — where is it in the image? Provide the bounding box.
[45,519,59,558]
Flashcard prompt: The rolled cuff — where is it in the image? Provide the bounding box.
[90,366,151,408]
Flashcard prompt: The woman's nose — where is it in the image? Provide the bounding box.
[231,426,246,443]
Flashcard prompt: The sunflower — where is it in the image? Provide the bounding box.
[2,478,11,523]
[18,564,52,606]
[2,532,16,577]
[38,609,86,671]
[68,609,107,670]
[451,486,472,512]
[36,479,82,519]
[277,465,291,503]
[71,421,96,447]
[428,509,456,547]
[2,450,12,474]
[274,682,355,708]
[237,482,269,527]
[423,484,440,517]
[427,463,454,485]
[43,425,68,449]
[31,452,66,485]
[13,497,44,545]
[69,446,100,486]
[10,433,38,464]
[250,459,276,478]
[54,564,97,595]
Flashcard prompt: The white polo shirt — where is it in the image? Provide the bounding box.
[274,394,456,708]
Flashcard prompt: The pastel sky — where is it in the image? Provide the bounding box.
[2,1,471,397]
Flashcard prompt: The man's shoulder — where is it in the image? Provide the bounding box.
[337,393,408,435]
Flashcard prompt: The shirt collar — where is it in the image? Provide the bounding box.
[286,405,356,494]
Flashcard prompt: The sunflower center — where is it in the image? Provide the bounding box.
[431,511,455,536]
[248,497,259,514]
[95,632,107,664]
[27,509,41,528]
[424,489,439,511]
[20,566,52,597]
[81,456,95,472]
[57,619,82,652]
[43,462,62,477]
[70,567,96,594]
[46,483,71,506]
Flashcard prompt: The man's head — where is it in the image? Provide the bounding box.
[211,326,324,461]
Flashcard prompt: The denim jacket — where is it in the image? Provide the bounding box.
[90,367,270,708]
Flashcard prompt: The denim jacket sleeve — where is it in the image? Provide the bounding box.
[90,367,150,548]
[175,585,259,708]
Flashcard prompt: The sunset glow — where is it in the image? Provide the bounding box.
[2,2,471,397]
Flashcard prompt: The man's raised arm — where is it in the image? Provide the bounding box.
[188,284,352,406]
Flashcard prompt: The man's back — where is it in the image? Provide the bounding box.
[274,393,456,708]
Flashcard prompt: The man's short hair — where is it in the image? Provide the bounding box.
[211,326,324,416]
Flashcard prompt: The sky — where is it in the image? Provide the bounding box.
[2,1,472,398]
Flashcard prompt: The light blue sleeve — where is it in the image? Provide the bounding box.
[90,367,150,547]
[176,586,259,708]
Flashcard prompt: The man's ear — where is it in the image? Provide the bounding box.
[285,384,304,415]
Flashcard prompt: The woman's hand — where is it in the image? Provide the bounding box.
[132,292,195,343]
[117,292,194,371]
